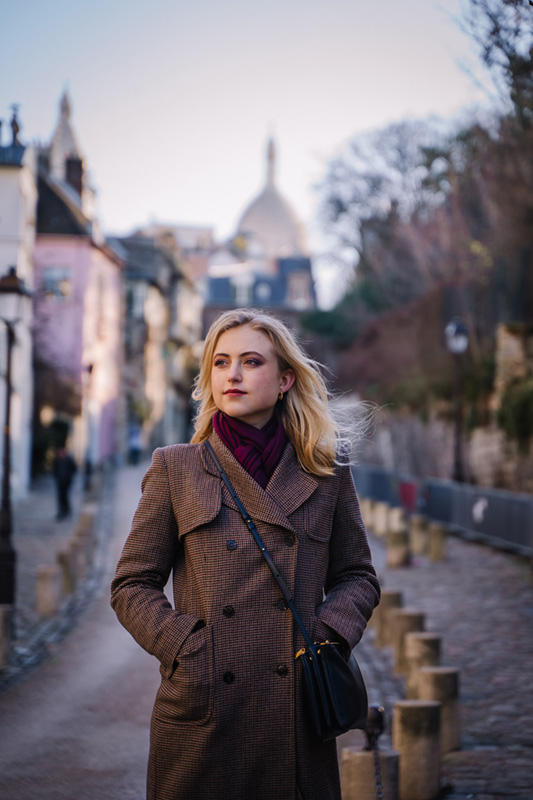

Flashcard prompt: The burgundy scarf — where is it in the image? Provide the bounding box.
[213,411,287,489]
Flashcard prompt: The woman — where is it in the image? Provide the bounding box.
[111,308,380,800]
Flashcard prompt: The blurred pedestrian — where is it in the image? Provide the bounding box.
[52,446,77,520]
[128,424,142,465]
[111,308,380,800]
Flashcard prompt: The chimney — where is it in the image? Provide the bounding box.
[65,156,83,196]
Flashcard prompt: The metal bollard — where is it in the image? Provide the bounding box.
[391,609,425,675]
[405,632,441,699]
[392,700,441,800]
[417,667,460,753]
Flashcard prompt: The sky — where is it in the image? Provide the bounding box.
[1,0,490,300]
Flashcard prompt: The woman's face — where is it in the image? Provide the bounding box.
[211,325,295,429]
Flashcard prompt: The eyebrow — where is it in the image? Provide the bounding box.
[213,350,265,359]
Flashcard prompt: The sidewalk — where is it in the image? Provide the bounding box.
[340,531,533,799]
[0,468,113,692]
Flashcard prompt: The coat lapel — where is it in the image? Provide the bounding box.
[201,433,317,532]
[266,443,318,517]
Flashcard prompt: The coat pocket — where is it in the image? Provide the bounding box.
[303,500,335,542]
[154,625,214,724]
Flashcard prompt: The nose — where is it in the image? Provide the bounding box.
[227,361,242,382]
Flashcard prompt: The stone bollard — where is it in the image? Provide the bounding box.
[341,747,399,800]
[373,501,390,538]
[391,608,425,675]
[77,505,96,547]
[364,498,376,530]
[0,604,13,668]
[386,530,410,568]
[69,538,86,581]
[57,548,76,596]
[428,522,447,562]
[375,590,403,647]
[417,667,460,753]
[405,632,441,699]
[74,526,94,573]
[392,701,441,800]
[389,506,406,533]
[409,514,428,556]
[36,565,60,616]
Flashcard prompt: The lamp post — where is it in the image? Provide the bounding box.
[445,317,469,483]
[0,267,32,605]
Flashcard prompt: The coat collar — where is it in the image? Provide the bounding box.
[201,431,318,531]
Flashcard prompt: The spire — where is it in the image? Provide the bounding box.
[60,90,71,119]
[266,137,276,185]
[49,90,83,183]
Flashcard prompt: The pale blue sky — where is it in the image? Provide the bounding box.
[2,0,489,245]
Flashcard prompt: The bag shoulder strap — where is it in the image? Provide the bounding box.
[204,440,314,650]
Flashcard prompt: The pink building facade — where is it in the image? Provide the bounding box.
[33,230,124,466]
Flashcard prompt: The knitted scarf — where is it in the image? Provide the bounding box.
[212,411,287,489]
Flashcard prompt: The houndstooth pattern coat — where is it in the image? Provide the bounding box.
[111,432,380,800]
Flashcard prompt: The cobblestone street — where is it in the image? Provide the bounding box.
[341,532,533,800]
[1,467,114,692]
[2,467,533,799]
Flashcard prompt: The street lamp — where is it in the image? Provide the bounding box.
[445,317,469,483]
[0,266,32,605]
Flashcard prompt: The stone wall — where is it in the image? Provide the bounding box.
[355,324,533,493]
[358,411,533,493]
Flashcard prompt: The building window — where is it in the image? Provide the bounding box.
[42,268,72,302]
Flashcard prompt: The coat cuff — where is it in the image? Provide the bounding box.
[157,613,202,678]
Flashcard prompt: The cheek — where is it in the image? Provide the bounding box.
[211,371,222,396]
[256,370,281,396]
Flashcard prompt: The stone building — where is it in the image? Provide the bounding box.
[204,138,316,331]
[0,109,37,497]
[109,232,203,450]
[33,92,126,472]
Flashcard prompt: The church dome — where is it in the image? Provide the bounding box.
[235,139,307,265]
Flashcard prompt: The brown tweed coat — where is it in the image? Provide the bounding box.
[111,432,380,800]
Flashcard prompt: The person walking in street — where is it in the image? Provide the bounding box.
[111,308,380,800]
[52,445,77,520]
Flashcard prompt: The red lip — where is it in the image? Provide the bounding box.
[224,390,246,395]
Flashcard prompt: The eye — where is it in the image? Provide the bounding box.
[244,357,262,366]
[213,358,228,367]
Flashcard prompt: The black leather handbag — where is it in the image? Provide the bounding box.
[205,442,368,742]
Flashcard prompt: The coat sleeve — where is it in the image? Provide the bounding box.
[314,463,380,650]
[110,448,200,677]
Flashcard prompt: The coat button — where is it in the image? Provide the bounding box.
[276,598,288,611]
[284,534,296,547]
[226,540,238,551]
[223,671,235,684]
[222,605,235,618]
[276,664,288,676]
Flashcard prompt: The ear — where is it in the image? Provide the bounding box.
[280,369,295,392]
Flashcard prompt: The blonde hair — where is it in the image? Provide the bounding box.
[191,308,340,476]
